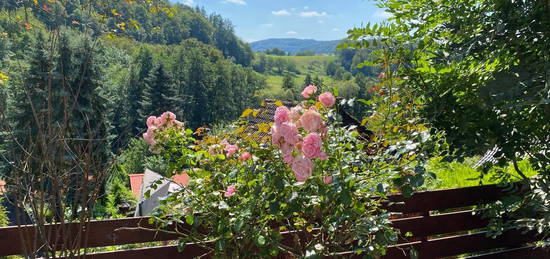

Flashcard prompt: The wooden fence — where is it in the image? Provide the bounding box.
[0,184,548,258]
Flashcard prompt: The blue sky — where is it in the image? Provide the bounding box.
[172,0,390,42]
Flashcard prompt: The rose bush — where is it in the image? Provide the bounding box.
[142,84,434,257]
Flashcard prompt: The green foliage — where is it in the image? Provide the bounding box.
[0,198,8,227]
[104,177,136,218]
[344,0,549,246]
[4,0,252,66]
[295,50,315,56]
[263,48,287,56]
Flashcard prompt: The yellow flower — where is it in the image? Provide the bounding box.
[0,72,8,85]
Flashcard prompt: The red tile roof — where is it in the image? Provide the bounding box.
[128,173,190,197]
[129,174,144,197]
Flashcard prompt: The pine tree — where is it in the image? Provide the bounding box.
[313,76,324,90]
[139,63,176,119]
[304,74,313,87]
[282,73,294,90]
[2,32,52,177]
[124,47,153,139]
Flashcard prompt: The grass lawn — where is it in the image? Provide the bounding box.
[425,157,538,190]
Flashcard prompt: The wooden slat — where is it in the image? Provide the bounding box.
[82,244,210,259]
[383,184,508,213]
[391,210,488,238]
[0,217,182,256]
[383,229,542,258]
[466,245,550,259]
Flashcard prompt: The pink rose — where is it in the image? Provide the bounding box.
[143,126,157,145]
[160,111,177,126]
[278,122,300,145]
[274,106,290,125]
[318,92,336,108]
[146,116,159,127]
[224,185,236,197]
[292,156,313,182]
[323,175,333,184]
[224,144,239,157]
[270,126,283,147]
[299,110,323,132]
[302,133,323,159]
[301,85,318,99]
[239,152,252,161]
[283,153,295,164]
[289,105,303,121]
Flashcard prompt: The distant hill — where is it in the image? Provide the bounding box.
[250,38,341,55]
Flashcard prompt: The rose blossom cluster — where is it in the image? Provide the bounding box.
[271,85,336,182]
[143,111,183,150]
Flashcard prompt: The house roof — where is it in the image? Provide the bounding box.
[129,174,144,197]
[129,173,190,198]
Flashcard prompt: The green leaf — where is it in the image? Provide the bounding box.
[256,235,266,246]
[185,215,194,225]
[177,239,186,252]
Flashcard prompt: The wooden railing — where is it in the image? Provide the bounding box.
[0,184,548,258]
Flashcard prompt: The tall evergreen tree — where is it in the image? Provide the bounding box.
[304,74,313,87]
[124,47,153,139]
[1,32,52,177]
[282,73,294,90]
[139,63,176,119]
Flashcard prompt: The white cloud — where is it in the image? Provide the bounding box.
[183,0,194,6]
[373,10,392,19]
[223,0,247,5]
[286,31,298,35]
[290,8,296,11]
[261,23,273,27]
[332,28,340,32]
[272,10,290,16]
[299,11,328,18]
[317,20,324,24]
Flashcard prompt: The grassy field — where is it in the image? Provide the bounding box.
[257,74,359,100]
[266,55,337,74]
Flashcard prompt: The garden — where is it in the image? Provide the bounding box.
[0,0,548,258]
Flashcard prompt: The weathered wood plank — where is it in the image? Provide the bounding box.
[391,210,488,238]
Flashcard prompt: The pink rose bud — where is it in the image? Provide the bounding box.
[224,185,236,197]
[301,85,318,99]
[318,92,336,108]
[323,175,333,184]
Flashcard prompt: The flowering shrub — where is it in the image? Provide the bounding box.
[142,85,434,257]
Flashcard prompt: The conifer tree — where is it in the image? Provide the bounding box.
[139,63,176,119]
[124,47,153,139]
[282,73,294,90]
[304,74,313,87]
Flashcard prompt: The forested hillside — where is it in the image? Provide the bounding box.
[0,0,264,168]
